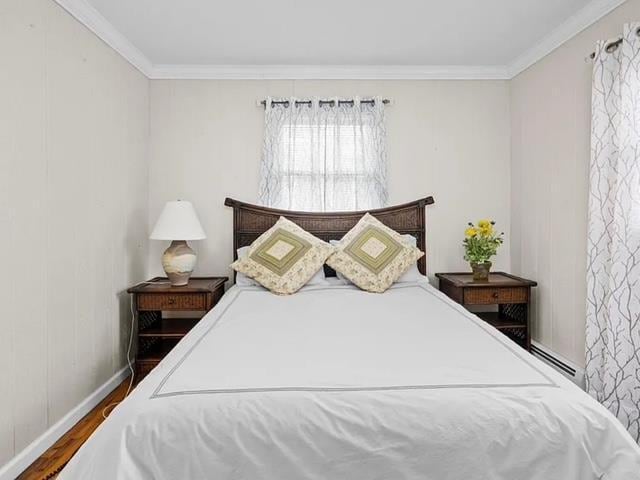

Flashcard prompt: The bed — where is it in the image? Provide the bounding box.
[58,198,640,480]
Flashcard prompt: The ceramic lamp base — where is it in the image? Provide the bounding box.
[162,240,196,286]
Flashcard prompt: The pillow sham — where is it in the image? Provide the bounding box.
[231,217,334,295]
[326,213,424,293]
[235,246,328,287]
[330,234,424,284]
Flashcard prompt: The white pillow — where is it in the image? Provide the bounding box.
[235,246,328,287]
[235,247,260,286]
[329,234,423,284]
[395,235,424,282]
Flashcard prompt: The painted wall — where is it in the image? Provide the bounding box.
[510,0,640,367]
[148,80,512,283]
[7,0,637,469]
[0,0,149,465]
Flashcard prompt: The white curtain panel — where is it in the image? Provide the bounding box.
[586,22,640,443]
[259,97,387,212]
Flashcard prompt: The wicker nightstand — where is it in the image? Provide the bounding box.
[435,272,537,351]
[127,276,227,379]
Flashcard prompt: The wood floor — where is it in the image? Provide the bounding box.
[17,377,132,480]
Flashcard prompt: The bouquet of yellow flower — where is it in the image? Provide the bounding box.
[463,220,504,280]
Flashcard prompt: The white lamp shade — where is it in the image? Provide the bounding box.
[150,200,206,240]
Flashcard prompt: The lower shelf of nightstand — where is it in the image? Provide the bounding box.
[139,317,200,338]
[136,359,160,379]
[136,339,180,379]
[474,311,529,349]
[475,312,526,330]
[138,338,180,362]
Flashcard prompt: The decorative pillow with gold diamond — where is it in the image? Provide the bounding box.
[231,216,334,295]
[327,213,424,293]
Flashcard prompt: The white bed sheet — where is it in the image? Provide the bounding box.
[59,281,640,480]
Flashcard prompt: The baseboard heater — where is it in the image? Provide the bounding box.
[530,342,585,389]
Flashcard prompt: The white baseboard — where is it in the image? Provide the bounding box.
[0,366,129,480]
[531,341,586,389]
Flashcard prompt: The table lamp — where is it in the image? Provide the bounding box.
[150,200,206,286]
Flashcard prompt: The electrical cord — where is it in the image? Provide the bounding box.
[101,280,172,419]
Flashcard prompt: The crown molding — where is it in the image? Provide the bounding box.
[150,64,510,80]
[54,0,154,77]
[56,0,626,81]
[507,0,628,78]
[54,0,506,80]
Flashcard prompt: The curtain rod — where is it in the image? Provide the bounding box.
[260,98,390,108]
[589,38,623,60]
[588,27,640,59]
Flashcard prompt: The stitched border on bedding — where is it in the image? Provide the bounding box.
[151,283,557,399]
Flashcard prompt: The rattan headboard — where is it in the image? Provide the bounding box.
[224,196,435,275]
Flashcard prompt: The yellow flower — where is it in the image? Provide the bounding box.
[465,227,478,238]
[477,219,494,236]
[480,225,494,236]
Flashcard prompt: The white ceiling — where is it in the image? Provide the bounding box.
[58,0,627,78]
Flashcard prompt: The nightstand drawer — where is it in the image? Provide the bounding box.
[137,293,206,311]
[464,287,528,305]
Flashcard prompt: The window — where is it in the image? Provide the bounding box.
[259,98,388,212]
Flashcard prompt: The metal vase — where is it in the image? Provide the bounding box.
[470,261,492,281]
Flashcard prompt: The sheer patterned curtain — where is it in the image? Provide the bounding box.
[586,23,640,442]
[259,97,387,211]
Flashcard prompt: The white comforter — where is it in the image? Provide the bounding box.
[59,281,640,480]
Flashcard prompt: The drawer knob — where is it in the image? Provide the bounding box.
[492,292,499,298]
[167,298,175,305]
